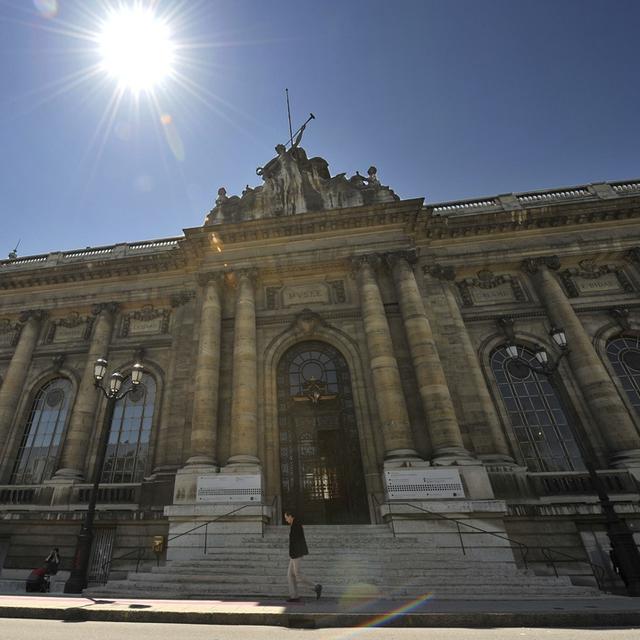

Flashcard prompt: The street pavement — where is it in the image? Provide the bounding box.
[0,593,639,629]
[1,619,640,640]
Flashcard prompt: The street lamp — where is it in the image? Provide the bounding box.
[504,328,640,596]
[64,359,144,593]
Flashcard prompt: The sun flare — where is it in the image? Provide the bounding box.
[98,5,175,93]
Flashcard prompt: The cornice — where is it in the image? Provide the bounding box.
[421,197,640,241]
[0,251,187,291]
[184,198,424,249]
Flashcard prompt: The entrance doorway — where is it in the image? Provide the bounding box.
[277,341,369,524]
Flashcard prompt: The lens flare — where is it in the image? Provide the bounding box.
[98,4,175,93]
[33,0,58,19]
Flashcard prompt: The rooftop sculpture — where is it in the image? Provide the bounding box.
[203,124,398,225]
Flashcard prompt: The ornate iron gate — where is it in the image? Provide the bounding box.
[277,341,369,524]
[87,527,116,584]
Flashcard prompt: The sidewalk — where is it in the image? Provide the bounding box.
[0,593,639,628]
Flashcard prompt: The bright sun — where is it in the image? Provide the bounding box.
[98,5,175,93]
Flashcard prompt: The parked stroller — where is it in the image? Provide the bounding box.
[25,566,50,593]
[25,548,59,593]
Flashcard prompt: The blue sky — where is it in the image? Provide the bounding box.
[1,0,639,257]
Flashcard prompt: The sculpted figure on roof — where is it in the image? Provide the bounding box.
[204,138,398,225]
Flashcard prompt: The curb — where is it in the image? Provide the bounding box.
[0,605,640,628]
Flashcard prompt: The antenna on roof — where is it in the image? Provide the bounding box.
[8,239,20,260]
[285,88,294,148]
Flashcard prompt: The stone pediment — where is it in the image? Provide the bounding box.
[203,145,399,225]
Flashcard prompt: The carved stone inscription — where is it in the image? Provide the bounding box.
[559,261,634,298]
[283,283,330,307]
[121,305,170,337]
[469,282,516,304]
[574,273,623,294]
[457,271,526,307]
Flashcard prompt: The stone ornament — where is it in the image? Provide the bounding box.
[204,142,398,224]
[265,279,347,310]
[457,270,527,307]
[45,312,93,344]
[120,305,171,337]
[0,318,21,347]
[559,259,634,298]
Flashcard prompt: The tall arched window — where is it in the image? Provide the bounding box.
[606,336,640,416]
[101,375,156,483]
[11,378,72,484]
[491,346,584,472]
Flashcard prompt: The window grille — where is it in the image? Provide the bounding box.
[491,346,584,472]
[11,378,72,484]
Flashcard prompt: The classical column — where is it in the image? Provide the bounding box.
[355,255,420,463]
[226,270,260,468]
[389,253,475,464]
[186,275,223,468]
[54,303,118,481]
[525,257,640,467]
[153,291,195,473]
[426,264,514,464]
[0,310,45,460]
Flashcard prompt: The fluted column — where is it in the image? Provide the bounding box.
[526,258,640,467]
[226,270,260,468]
[54,303,118,481]
[355,256,420,463]
[426,265,514,464]
[186,275,223,468]
[0,310,44,460]
[389,253,475,464]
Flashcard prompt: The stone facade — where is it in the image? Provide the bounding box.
[1,148,639,592]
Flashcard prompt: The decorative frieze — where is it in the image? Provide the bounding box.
[120,305,171,337]
[45,312,93,344]
[456,270,527,307]
[170,290,196,308]
[266,279,348,310]
[559,260,634,298]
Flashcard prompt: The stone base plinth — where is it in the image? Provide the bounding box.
[163,503,273,561]
[378,498,514,562]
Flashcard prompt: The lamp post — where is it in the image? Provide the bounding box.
[505,327,640,596]
[64,358,143,594]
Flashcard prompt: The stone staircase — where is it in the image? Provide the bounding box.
[86,524,603,600]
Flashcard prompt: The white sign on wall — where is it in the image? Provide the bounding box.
[197,474,262,503]
[384,468,465,500]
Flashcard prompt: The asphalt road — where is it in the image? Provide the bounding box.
[1,619,638,640]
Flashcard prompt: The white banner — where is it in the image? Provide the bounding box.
[384,468,465,500]
[196,474,262,503]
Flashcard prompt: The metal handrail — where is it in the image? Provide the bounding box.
[385,500,530,567]
[99,500,272,583]
[372,494,608,584]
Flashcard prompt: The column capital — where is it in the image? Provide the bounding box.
[91,302,120,316]
[423,264,456,281]
[521,255,561,275]
[350,253,382,277]
[227,268,258,289]
[196,272,224,289]
[385,250,418,269]
[18,309,47,324]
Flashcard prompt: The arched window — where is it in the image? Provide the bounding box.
[606,336,640,416]
[11,378,72,484]
[101,375,156,483]
[491,346,584,472]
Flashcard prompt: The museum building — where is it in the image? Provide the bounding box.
[0,142,639,595]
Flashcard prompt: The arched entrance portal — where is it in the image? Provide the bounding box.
[277,341,369,524]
